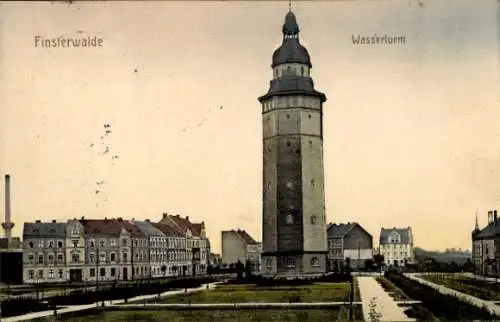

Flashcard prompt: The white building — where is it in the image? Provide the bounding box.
[379,227,414,267]
[222,229,262,272]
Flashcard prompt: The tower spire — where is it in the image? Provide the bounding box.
[475,210,479,230]
[289,0,292,11]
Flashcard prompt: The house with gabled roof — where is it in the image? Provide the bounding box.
[151,221,189,277]
[158,213,210,276]
[472,209,500,276]
[379,226,414,267]
[221,229,262,272]
[327,222,373,271]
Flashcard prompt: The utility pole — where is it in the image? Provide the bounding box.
[96,243,99,292]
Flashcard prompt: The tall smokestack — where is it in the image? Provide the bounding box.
[2,174,14,243]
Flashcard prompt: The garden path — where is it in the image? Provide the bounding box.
[357,276,415,322]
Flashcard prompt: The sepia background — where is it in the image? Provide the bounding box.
[1,0,499,253]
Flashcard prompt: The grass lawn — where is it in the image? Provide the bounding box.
[375,276,438,321]
[154,283,356,304]
[36,307,363,322]
[375,276,410,301]
[419,273,500,301]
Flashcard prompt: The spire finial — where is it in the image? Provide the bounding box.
[289,0,292,11]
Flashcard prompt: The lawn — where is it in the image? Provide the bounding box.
[36,307,363,322]
[419,273,500,301]
[375,276,410,301]
[154,283,356,304]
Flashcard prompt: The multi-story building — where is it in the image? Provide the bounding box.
[221,229,262,272]
[379,227,414,267]
[22,214,213,283]
[82,218,132,282]
[159,213,209,276]
[327,222,373,271]
[118,219,149,280]
[23,220,67,284]
[151,222,187,277]
[131,219,167,278]
[65,219,86,282]
[472,210,499,276]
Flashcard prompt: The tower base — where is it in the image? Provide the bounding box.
[261,252,327,277]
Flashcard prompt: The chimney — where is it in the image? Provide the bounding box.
[2,174,14,242]
[145,219,150,223]
[118,217,123,222]
[162,213,167,219]
[35,220,41,223]
[52,220,56,223]
[495,210,498,224]
[488,211,493,223]
[186,216,189,221]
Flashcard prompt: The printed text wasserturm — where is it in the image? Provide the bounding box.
[352,34,406,45]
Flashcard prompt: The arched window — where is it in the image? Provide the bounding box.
[300,66,304,76]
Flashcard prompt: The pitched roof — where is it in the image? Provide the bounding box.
[151,222,184,237]
[23,222,66,238]
[237,229,258,244]
[159,213,204,237]
[327,222,357,238]
[117,220,145,238]
[129,220,165,237]
[81,219,123,236]
[379,227,412,244]
[474,220,500,240]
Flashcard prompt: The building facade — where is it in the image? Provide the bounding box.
[259,10,328,277]
[327,222,373,271]
[379,227,414,267]
[472,210,499,276]
[65,219,86,282]
[22,214,213,284]
[158,213,210,276]
[221,229,262,272]
[23,221,67,284]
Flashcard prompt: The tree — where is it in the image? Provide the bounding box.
[373,254,384,267]
[364,259,375,270]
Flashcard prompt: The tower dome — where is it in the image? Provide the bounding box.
[272,11,311,68]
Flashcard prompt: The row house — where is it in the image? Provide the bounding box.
[82,218,133,282]
[152,222,190,276]
[326,222,373,271]
[159,213,210,276]
[472,210,499,276]
[23,220,67,283]
[119,219,149,279]
[22,214,212,284]
[379,227,414,267]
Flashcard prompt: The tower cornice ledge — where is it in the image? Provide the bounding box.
[258,90,326,103]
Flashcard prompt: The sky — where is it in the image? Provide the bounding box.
[0,0,499,253]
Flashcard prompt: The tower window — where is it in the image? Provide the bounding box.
[308,114,312,119]
[309,140,313,147]
[286,114,290,119]
[287,66,291,74]
[311,179,315,188]
[301,66,304,76]
[286,214,294,224]
[310,215,317,225]
[311,257,319,267]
